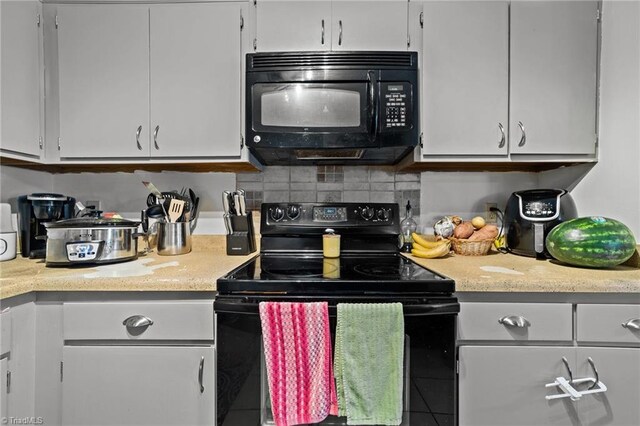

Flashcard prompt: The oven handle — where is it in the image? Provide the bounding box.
[214,299,459,316]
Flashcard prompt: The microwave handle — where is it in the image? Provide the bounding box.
[367,71,378,142]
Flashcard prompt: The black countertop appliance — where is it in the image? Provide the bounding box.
[504,189,578,258]
[18,193,76,258]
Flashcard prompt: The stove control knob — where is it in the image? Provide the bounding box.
[287,204,301,220]
[270,206,285,222]
[360,206,375,221]
[376,209,390,221]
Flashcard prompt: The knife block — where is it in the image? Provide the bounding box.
[226,211,257,255]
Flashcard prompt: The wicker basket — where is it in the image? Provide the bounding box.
[450,238,494,256]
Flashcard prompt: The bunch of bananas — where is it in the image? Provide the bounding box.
[410,232,451,259]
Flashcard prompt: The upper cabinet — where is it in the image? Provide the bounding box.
[418,0,599,161]
[57,4,150,159]
[0,1,43,159]
[255,0,409,52]
[421,1,509,156]
[510,1,598,156]
[56,2,245,160]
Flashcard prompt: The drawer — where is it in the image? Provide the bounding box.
[577,304,640,345]
[458,302,573,341]
[63,301,214,341]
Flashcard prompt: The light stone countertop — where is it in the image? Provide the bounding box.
[1,237,639,300]
[404,246,640,293]
[0,236,257,300]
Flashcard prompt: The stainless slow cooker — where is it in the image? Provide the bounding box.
[43,218,141,266]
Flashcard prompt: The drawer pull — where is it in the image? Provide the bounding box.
[198,356,205,393]
[621,318,640,331]
[587,357,599,390]
[498,315,531,328]
[122,315,154,329]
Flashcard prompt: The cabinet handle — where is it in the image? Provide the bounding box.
[621,318,640,330]
[122,315,154,329]
[562,356,573,382]
[498,315,530,328]
[135,125,143,150]
[517,121,526,147]
[338,20,343,46]
[153,125,160,150]
[198,356,205,393]
[321,19,325,45]
[498,123,506,148]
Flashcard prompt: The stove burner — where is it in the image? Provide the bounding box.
[261,258,339,279]
[353,263,401,278]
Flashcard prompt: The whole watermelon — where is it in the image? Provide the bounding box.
[546,217,637,268]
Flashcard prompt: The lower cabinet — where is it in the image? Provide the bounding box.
[61,345,215,426]
[458,301,640,426]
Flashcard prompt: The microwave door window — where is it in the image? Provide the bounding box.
[257,84,365,130]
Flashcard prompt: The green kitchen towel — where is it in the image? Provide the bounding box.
[334,303,404,425]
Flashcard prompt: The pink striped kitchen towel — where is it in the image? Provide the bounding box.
[259,302,338,426]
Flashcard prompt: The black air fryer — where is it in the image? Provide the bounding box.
[504,189,577,258]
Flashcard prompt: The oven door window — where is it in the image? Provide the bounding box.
[252,83,369,132]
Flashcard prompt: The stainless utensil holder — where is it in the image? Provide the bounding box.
[226,212,257,256]
[157,221,192,256]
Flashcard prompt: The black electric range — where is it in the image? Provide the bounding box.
[215,203,458,426]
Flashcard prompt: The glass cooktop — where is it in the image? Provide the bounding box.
[217,253,454,295]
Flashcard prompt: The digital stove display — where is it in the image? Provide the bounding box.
[313,206,347,222]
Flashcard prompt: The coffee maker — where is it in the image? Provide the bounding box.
[18,193,76,258]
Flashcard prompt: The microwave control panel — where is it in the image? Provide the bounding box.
[381,83,411,130]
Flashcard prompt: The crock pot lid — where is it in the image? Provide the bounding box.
[45,217,139,228]
[27,193,69,201]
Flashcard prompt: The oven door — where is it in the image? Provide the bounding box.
[215,296,458,426]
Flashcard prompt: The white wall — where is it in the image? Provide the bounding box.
[539,0,640,238]
[0,165,54,211]
[419,171,539,232]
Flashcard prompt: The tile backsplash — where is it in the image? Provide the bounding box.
[237,166,421,215]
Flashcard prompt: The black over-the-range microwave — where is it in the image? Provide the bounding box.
[245,51,419,165]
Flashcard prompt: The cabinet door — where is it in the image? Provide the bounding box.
[331,1,408,51]
[62,346,215,426]
[421,1,508,156]
[0,0,42,158]
[150,3,242,158]
[459,346,580,426]
[577,348,640,426]
[57,4,150,158]
[0,358,7,421]
[256,1,331,51]
[510,1,598,155]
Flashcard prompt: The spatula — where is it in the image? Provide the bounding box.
[168,199,185,223]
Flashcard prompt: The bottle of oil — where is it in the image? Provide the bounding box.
[400,200,417,252]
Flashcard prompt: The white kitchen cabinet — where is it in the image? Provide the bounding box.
[510,1,598,156]
[149,3,242,158]
[459,300,640,426]
[57,4,150,159]
[0,357,8,421]
[417,0,598,161]
[255,1,331,51]
[576,347,640,426]
[62,346,215,426]
[421,1,508,156]
[0,0,43,159]
[255,0,408,52]
[459,346,581,426]
[60,299,215,426]
[56,3,245,160]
